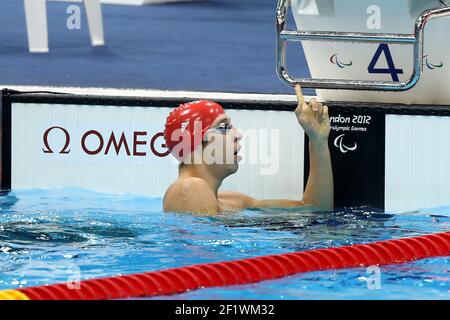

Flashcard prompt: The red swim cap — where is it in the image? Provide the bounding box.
[164,100,225,161]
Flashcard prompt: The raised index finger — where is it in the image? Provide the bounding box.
[295,84,306,107]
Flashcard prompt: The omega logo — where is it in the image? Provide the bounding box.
[42,126,71,154]
[42,127,170,158]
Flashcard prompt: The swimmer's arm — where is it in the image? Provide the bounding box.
[251,198,308,208]
[224,144,333,210]
[219,191,309,209]
[219,149,333,211]
[294,84,334,211]
[302,139,334,211]
[163,178,218,215]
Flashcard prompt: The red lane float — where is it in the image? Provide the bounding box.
[14,231,450,300]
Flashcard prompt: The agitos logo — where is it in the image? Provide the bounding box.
[423,55,444,70]
[334,134,357,154]
[330,54,353,68]
[42,126,170,158]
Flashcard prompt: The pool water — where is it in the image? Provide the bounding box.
[0,188,449,299]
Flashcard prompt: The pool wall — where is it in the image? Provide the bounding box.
[2,88,450,212]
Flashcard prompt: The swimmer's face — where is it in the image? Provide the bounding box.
[202,113,242,174]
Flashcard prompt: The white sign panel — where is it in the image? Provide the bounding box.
[292,0,450,105]
[11,103,305,200]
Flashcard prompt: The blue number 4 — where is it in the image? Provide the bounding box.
[368,43,404,82]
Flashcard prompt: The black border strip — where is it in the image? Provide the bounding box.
[1,90,12,190]
[4,89,297,111]
[4,89,450,115]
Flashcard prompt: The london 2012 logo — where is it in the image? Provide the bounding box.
[330,54,353,68]
[334,134,357,154]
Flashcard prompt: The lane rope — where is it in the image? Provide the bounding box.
[0,290,29,300]
[1,231,449,300]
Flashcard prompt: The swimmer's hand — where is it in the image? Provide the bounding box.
[294,84,330,143]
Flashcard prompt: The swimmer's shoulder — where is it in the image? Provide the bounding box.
[163,177,217,215]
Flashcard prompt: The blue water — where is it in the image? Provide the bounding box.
[0,188,449,299]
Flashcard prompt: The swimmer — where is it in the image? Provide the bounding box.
[163,84,333,215]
